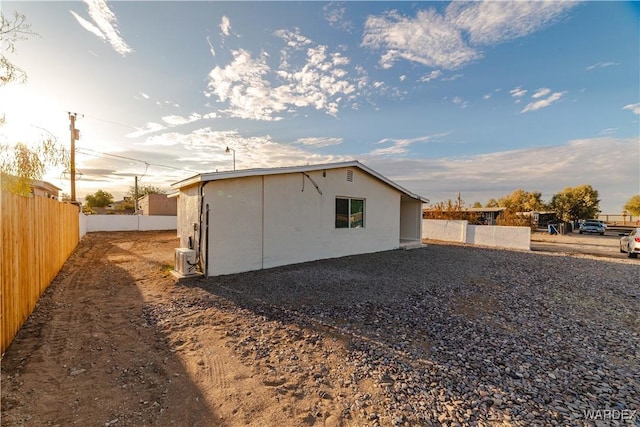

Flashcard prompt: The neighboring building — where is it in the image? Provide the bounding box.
[423,207,506,225]
[138,193,177,216]
[31,180,61,200]
[172,161,428,277]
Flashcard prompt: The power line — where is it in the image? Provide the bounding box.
[75,147,197,174]
[82,114,139,130]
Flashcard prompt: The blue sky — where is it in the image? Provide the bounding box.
[1,1,638,213]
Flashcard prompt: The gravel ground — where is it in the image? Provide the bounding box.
[2,232,639,426]
[186,241,640,426]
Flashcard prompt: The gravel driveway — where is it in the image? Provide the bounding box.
[206,241,640,426]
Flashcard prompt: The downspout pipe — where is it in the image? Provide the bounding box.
[198,181,212,274]
[205,203,210,277]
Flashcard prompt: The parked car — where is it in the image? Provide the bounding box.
[587,219,607,229]
[579,221,605,235]
[619,228,640,258]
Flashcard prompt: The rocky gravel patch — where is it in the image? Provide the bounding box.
[159,242,640,426]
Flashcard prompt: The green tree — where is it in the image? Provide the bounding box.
[472,201,482,208]
[0,139,68,195]
[0,12,68,196]
[549,185,600,221]
[497,189,545,212]
[623,194,640,216]
[84,190,114,208]
[125,184,165,199]
[485,198,499,208]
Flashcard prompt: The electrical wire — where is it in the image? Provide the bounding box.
[75,147,196,173]
[82,114,139,130]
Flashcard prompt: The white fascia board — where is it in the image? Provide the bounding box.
[171,160,428,203]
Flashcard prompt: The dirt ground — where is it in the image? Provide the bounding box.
[530,229,630,260]
[1,231,375,426]
[1,230,637,426]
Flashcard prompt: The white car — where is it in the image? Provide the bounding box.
[579,221,605,235]
[587,219,607,230]
[620,228,640,258]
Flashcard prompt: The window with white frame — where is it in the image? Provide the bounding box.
[335,197,365,228]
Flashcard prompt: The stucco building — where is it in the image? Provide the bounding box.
[172,161,428,277]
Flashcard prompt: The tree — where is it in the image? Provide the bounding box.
[0,11,68,196]
[0,139,68,195]
[497,189,545,212]
[485,198,499,208]
[425,195,481,224]
[472,201,482,208]
[1,11,36,86]
[125,184,166,199]
[623,194,640,217]
[84,190,114,208]
[549,185,600,221]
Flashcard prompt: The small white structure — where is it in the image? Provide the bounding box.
[172,161,428,277]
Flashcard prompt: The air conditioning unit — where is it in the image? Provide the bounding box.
[174,248,196,276]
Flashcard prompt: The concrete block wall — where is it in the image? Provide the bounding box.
[423,219,530,250]
[80,214,177,234]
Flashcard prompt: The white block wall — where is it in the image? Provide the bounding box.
[423,219,530,250]
[83,215,177,232]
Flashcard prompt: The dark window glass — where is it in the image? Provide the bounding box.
[350,199,364,228]
[335,198,349,228]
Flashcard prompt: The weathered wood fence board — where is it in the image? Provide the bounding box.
[1,190,79,354]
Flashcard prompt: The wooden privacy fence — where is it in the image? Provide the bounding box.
[1,190,79,354]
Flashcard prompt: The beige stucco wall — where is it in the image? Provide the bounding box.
[205,176,264,276]
[177,185,200,250]
[261,167,400,270]
[400,198,422,242]
[178,167,416,277]
[139,194,177,215]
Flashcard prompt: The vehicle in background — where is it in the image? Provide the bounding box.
[588,219,607,229]
[619,228,640,258]
[579,221,605,235]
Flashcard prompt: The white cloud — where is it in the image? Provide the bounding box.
[449,1,575,45]
[441,74,463,82]
[521,91,566,113]
[370,134,448,156]
[531,88,551,99]
[419,70,441,83]
[206,36,216,57]
[296,137,343,148]
[510,87,528,99]
[323,3,353,32]
[70,11,106,40]
[206,31,357,120]
[274,28,312,50]
[586,61,619,71]
[362,2,576,70]
[364,136,638,213]
[362,9,479,70]
[452,96,468,109]
[70,0,133,56]
[220,16,231,37]
[125,122,166,138]
[623,103,640,115]
[139,127,347,170]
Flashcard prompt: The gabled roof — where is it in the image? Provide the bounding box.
[172,160,429,203]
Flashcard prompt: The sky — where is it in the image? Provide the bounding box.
[1,0,638,213]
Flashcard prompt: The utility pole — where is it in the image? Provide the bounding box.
[134,176,139,214]
[68,112,79,203]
